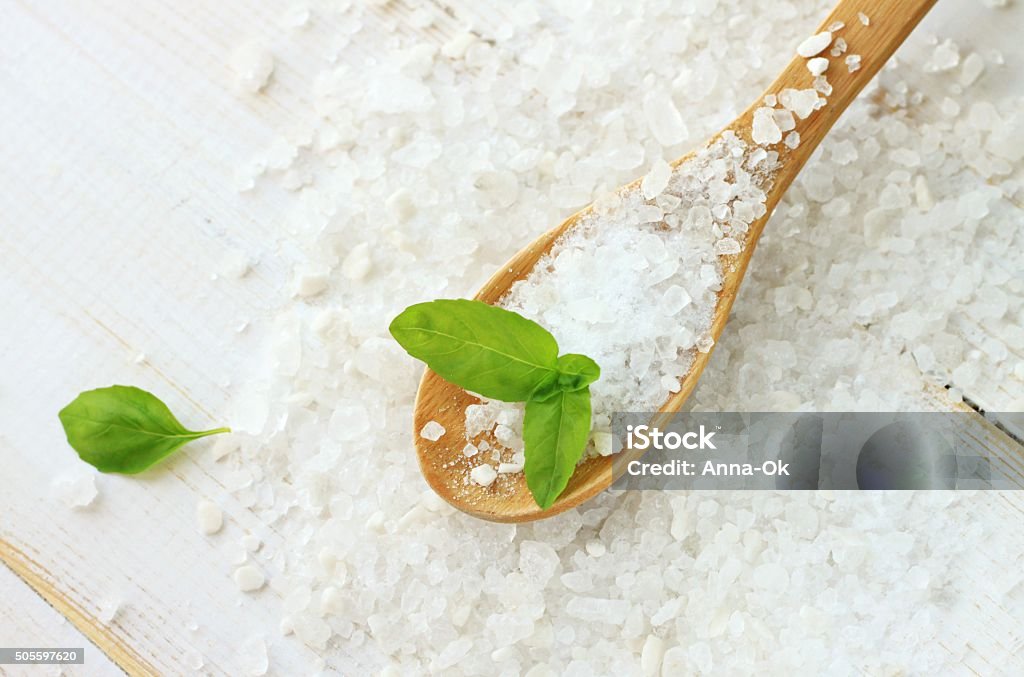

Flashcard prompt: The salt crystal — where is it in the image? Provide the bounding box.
[752,107,782,145]
[234,565,266,592]
[828,21,845,32]
[858,11,870,25]
[97,598,121,623]
[474,171,519,209]
[53,473,98,509]
[643,91,688,146]
[498,462,523,473]
[960,52,985,87]
[494,423,516,445]
[784,132,801,149]
[519,541,559,584]
[845,54,862,72]
[462,443,479,457]
[640,635,665,675]
[779,88,820,119]
[341,243,372,281]
[419,420,446,441]
[641,159,672,199]
[591,431,617,456]
[925,40,960,72]
[661,647,688,674]
[796,32,833,58]
[806,57,829,76]
[230,43,274,93]
[771,108,795,133]
[281,4,310,29]
[689,642,713,673]
[197,499,224,535]
[238,636,269,676]
[830,37,848,56]
[565,597,629,624]
[385,189,416,222]
[294,267,329,298]
[469,464,497,487]
[219,250,252,279]
[714,238,741,255]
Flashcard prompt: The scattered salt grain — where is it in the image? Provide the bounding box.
[97,598,121,624]
[219,250,252,279]
[845,54,862,73]
[858,11,870,25]
[197,500,224,535]
[462,443,479,457]
[469,464,497,487]
[784,132,801,149]
[420,420,446,441]
[230,43,274,93]
[779,88,820,119]
[238,636,269,676]
[796,31,833,58]
[497,462,523,474]
[234,565,265,592]
[827,20,845,32]
[925,40,960,72]
[807,57,829,76]
[293,267,329,298]
[52,473,98,509]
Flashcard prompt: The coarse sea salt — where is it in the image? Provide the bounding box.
[197,499,224,535]
[233,565,265,592]
[419,420,446,441]
[463,131,775,468]
[210,1,1024,673]
[796,31,833,58]
[807,57,829,76]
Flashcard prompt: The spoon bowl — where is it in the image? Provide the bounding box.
[414,0,938,522]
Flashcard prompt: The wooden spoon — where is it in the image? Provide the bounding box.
[413,0,937,522]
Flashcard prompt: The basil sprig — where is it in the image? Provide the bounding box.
[59,385,230,474]
[391,299,600,509]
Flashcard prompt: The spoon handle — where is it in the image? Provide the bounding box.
[744,0,938,202]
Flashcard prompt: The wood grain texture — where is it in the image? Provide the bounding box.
[413,0,939,523]
[0,562,123,677]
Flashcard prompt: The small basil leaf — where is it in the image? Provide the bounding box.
[555,353,601,392]
[389,299,559,402]
[523,386,592,509]
[58,385,231,474]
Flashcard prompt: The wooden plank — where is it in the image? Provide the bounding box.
[0,562,123,677]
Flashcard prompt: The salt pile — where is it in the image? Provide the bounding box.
[464,132,775,467]
[208,0,1024,673]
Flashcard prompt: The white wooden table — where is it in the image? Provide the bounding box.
[1,0,1022,675]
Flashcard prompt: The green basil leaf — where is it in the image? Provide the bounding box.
[555,353,601,392]
[389,299,559,402]
[523,386,592,509]
[58,385,231,474]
